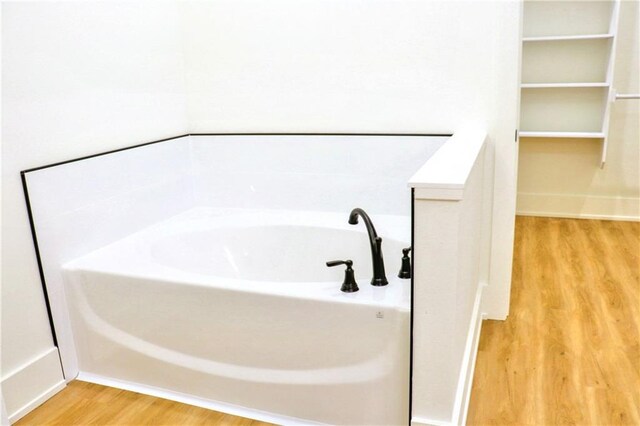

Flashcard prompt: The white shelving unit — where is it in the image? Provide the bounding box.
[519,0,621,167]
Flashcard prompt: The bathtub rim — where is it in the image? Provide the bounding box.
[61,206,413,311]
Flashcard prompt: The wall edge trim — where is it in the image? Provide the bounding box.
[516,211,639,222]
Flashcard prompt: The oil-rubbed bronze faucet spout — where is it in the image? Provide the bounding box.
[348,208,388,286]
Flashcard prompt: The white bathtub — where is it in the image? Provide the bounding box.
[63,207,411,425]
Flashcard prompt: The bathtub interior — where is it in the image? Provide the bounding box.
[67,208,411,292]
[23,134,449,424]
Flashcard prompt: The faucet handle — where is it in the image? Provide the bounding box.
[326,260,359,293]
[398,247,412,279]
[326,259,353,268]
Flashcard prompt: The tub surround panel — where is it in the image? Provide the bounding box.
[22,138,195,380]
[192,171,410,214]
[24,136,192,217]
[188,135,447,215]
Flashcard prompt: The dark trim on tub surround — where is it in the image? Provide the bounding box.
[20,171,66,377]
[20,131,451,401]
[20,133,191,174]
[409,187,415,425]
[20,132,452,174]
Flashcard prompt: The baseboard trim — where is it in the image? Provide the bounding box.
[412,282,484,426]
[1,347,65,423]
[411,415,454,426]
[2,389,10,426]
[76,373,323,426]
[7,381,65,423]
[451,283,484,426]
[517,210,639,222]
[517,192,640,222]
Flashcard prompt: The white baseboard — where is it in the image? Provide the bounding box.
[1,389,10,426]
[1,347,66,423]
[411,416,454,426]
[411,283,484,426]
[517,192,640,222]
[452,283,484,426]
[76,373,323,426]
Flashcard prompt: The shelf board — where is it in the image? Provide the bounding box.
[522,34,613,42]
[521,82,609,89]
[519,131,605,139]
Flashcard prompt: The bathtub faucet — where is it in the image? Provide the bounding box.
[348,208,388,286]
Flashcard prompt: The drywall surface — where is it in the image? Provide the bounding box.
[181,0,510,135]
[22,139,194,385]
[1,1,188,420]
[179,0,522,320]
[518,1,640,220]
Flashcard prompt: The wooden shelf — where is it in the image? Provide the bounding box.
[523,34,614,42]
[519,131,606,139]
[521,82,609,89]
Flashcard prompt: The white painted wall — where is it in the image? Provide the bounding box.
[179,0,522,320]
[1,1,188,421]
[517,0,639,221]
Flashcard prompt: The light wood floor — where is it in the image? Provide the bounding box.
[16,380,273,426]
[16,217,639,425]
[468,216,639,425]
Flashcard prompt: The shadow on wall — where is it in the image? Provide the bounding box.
[517,138,602,214]
[610,100,640,195]
[519,138,601,186]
